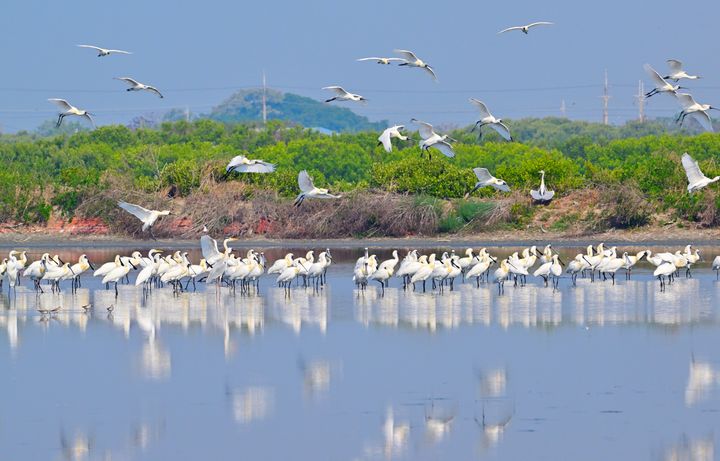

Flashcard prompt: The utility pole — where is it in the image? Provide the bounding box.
[560,99,566,118]
[635,80,645,122]
[184,106,190,122]
[262,70,267,125]
[601,69,610,125]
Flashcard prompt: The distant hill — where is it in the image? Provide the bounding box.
[207,88,387,132]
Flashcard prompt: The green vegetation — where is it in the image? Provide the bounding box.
[0,117,718,237]
[208,89,387,132]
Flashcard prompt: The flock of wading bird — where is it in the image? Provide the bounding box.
[39,32,720,238]
[0,238,719,297]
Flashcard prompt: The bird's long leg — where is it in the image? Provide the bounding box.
[56,114,64,127]
[325,97,337,103]
[149,228,157,241]
[114,282,119,297]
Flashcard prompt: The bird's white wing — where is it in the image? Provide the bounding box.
[411,119,434,139]
[530,190,543,200]
[298,170,315,193]
[118,201,153,222]
[498,26,523,34]
[473,168,494,183]
[200,235,222,262]
[357,57,384,61]
[146,86,164,98]
[687,111,714,132]
[675,93,696,109]
[106,49,131,55]
[681,153,709,185]
[115,77,140,86]
[393,49,418,61]
[432,141,455,158]
[48,98,73,111]
[469,98,492,118]
[423,66,438,81]
[644,64,669,88]
[77,44,103,51]
[322,86,349,97]
[242,161,275,173]
[527,21,554,28]
[83,113,96,128]
[490,122,512,141]
[667,59,683,73]
[378,128,393,153]
[226,155,247,171]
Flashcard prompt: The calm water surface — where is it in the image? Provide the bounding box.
[1,244,719,460]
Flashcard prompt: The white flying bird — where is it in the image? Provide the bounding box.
[498,22,553,34]
[393,49,437,81]
[322,86,366,103]
[681,153,720,193]
[664,59,700,82]
[377,125,408,153]
[469,99,512,141]
[294,171,341,207]
[48,99,95,128]
[675,93,717,132]
[223,154,275,178]
[411,119,455,159]
[114,77,164,98]
[465,168,510,198]
[118,201,170,240]
[357,57,405,65]
[530,170,555,202]
[77,44,132,57]
[644,64,684,98]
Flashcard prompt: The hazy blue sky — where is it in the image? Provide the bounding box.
[1,0,719,132]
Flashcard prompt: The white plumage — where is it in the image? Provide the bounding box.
[412,119,455,158]
[378,126,407,153]
[469,99,512,141]
[48,99,94,128]
[293,171,341,207]
[77,44,132,57]
[498,22,553,34]
[465,168,510,198]
[115,77,164,98]
[681,153,720,193]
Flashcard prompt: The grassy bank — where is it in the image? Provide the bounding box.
[1,118,719,238]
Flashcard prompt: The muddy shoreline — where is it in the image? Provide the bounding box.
[0,227,716,249]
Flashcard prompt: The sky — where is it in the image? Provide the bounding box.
[1,0,719,132]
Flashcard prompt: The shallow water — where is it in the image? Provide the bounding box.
[1,244,719,460]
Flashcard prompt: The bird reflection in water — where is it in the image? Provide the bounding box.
[424,399,455,444]
[60,429,93,461]
[662,434,714,461]
[685,356,720,407]
[299,358,338,399]
[475,400,514,451]
[228,386,275,424]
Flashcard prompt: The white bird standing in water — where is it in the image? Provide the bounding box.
[713,256,720,280]
[664,59,701,82]
[393,49,437,81]
[293,170,341,207]
[223,154,276,178]
[48,99,95,128]
[118,201,170,240]
[681,153,720,192]
[77,44,132,57]
[465,168,510,198]
[412,119,455,159]
[114,77,164,98]
[498,21,553,35]
[322,86,366,103]
[530,170,555,202]
[377,125,408,153]
[674,93,717,132]
[469,99,512,141]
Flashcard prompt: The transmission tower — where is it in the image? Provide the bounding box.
[560,99,566,118]
[635,80,645,122]
[601,69,610,125]
[262,70,267,125]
